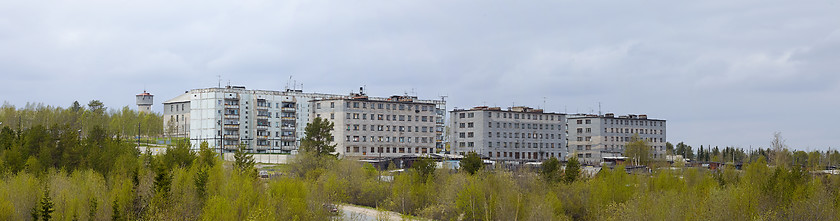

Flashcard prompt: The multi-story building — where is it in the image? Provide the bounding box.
[566,113,667,164]
[310,92,438,157]
[449,106,567,162]
[163,86,447,153]
[164,86,301,152]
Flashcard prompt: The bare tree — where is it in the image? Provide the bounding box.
[771,132,786,165]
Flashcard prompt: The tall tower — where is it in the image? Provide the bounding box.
[136,91,154,113]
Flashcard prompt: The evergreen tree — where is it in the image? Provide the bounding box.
[412,157,435,182]
[461,152,482,175]
[40,186,54,221]
[197,141,216,168]
[111,199,120,221]
[233,144,256,177]
[300,117,336,157]
[542,157,561,183]
[564,156,580,183]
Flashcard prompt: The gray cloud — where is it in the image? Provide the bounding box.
[1,0,838,149]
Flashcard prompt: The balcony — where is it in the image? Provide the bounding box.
[281,126,295,131]
[281,107,295,112]
[256,125,270,129]
[279,145,296,151]
[224,104,239,109]
[256,114,270,119]
[223,134,239,139]
[281,136,295,141]
[281,117,295,120]
[224,114,240,119]
[224,124,239,129]
[256,135,269,139]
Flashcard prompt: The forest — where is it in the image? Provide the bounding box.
[1,103,839,220]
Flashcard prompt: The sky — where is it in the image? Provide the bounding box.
[1,0,838,150]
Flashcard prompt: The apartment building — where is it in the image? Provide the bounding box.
[449,106,567,162]
[310,93,438,158]
[163,86,447,154]
[567,113,667,164]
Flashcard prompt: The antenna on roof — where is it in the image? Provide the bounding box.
[598,102,602,115]
[217,75,222,88]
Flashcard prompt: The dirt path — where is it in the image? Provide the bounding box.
[339,204,422,221]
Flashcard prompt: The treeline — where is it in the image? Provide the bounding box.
[669,140,840,170]
[0,101,163,139]
[2,117,840,220]
[282,153,840,220]
[0,122,335,220]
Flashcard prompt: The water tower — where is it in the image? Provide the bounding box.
[136,91,154,113]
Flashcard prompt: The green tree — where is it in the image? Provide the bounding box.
[110,199,120,221]
[541,157,561,183]
[233,144,256,177]
[163,140,194,169]
[412,157,435,182]
[461,152,482,175]
[625,135,651,166]
[196,141,216,168]
[665,142,674,155]
[70,101,82,112]
[300,117,336,157]
[40,186,54,221]
[86,100,105,114]
[564,156,580,183]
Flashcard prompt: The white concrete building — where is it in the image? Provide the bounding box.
[449,106,567,162]
[566,113,667,164]
[163,86,446,153]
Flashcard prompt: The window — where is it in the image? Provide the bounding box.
[459,113,466,118]
[467,132,474,138]
[330,113,335,119]
[330,102,334,108]
[459,132,465,138]
[576,120,583,124]
[467,122,474,128]
[585,119,591,124]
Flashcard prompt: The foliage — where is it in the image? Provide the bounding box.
[461,152,482,175]
[564,156,580,184]
[233,144,256,177]
[299,117,336,157]
[412,157,435,182]
[625,134,651,166]
[39,185,54,221]
[542,157,560,183]
[4,112,840,220]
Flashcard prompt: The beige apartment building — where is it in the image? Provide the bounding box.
[310,93,438,158]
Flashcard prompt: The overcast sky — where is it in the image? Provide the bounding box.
[1,0,838,150]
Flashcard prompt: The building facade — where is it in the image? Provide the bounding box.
[566,113,667,164]
[310,93,438,158]
[163,86,447,153]
[449,106,567,162]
